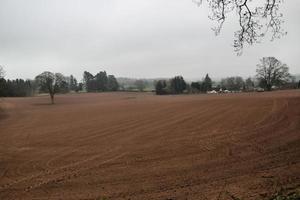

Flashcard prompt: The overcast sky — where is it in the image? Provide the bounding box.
[0,0,299,80]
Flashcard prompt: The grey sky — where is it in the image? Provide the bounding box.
[0,0,299,81]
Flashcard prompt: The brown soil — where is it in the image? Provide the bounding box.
[0,91,299,200]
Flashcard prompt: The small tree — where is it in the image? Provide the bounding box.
[35,72,67,104]
[256,57,291,91]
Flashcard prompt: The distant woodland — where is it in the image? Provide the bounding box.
[0,57,299,102]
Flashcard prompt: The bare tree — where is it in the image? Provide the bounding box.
[35,72,67,104]
[0,66,5,78]
[245,77,254,91]
[221,76,244,91]
[193,0,285,55]
[256,57,290,91]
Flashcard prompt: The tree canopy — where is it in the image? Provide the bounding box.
[245,77,255,91]
[83,71,119,92]
[107,75,119,91]
[69,75,78,91]
[155,76,187,95]
[221,76,244,91]
[155,80,168,95]
[170,76,187,94]
[35,72,68,104]
[0,79,35,97]
[256,57,291,91]
[190,74,212,93]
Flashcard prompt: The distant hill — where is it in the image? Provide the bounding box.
[293,74,300,81]
[117,77,166,91]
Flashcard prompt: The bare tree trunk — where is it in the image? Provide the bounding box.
[50,93,54,104]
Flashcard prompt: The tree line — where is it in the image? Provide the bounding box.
[35,71,119,104]
[83,71,119,92]
[0,78,36,97]
[0,68,120,103]
[155,74,211,95]
[0,57,299,103]
[155,57,300,95]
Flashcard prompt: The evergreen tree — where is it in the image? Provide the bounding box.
[155,80,167,95]
[170,76,186,94]
[107,75,119,91]
[69,75,78,91]
[0,78,35,97]
[191,82,201,92]
[83,71,95,92]
[95,71,108,91]
[202,74,212,92]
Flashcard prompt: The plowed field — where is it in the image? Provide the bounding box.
[0,91,299,199]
